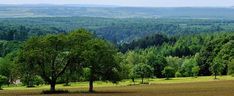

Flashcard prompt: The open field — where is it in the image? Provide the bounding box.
[0,76,234,96]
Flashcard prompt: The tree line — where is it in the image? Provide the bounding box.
[119,32,233,81]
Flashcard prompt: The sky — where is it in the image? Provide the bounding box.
[0,0,234,7]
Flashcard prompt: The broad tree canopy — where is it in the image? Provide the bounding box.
[17,29,93,91]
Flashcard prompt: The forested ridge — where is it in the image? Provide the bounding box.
[0,17,233,92]
[0,17,233,44]
[1,5,234,19]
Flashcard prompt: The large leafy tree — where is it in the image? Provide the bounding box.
[147,54,167,78]
[81,39,121,92]
[18,29,92,92]
[18,35,69,91]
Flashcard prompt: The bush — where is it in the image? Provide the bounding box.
[34,76,44,86]
[192,66,200,78]
[175,71,182,77]
[21,75,44,87]
[0,75,7,90]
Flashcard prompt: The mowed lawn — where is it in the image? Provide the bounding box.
[1,76,234,96]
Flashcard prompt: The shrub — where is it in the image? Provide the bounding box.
[175,71,182,77]
[34,75,45,86]
[192,66,200,78]
[0,75,7,90]
[21,75,44,87]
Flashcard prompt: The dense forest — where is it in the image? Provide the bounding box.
[0,17,233,44]
[0,17,233,92]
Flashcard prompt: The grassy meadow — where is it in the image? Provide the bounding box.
[0,76,234,96]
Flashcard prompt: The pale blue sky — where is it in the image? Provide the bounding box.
[0,0,234,7]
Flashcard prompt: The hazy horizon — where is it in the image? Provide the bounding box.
[0,0,234,7]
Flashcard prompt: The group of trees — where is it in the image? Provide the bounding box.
[0,29,121,92]
[118,32,234,82]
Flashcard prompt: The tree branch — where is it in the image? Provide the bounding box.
[55,58,70,79]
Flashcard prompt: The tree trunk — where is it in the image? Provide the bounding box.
[167,75,169,80]
[89,79,94,92]
[132,78,135,85]
[89,69,94,93]
[141,77,144,84]
[65,76,69,86]
[50,82,56,92]
[214,72,217,79]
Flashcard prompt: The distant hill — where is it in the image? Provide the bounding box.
[1,17,233,44]
[1,4,234,19]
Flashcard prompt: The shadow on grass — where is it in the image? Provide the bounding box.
[41,90,135,95]
[42,90,69,94]
[71,91,136,94]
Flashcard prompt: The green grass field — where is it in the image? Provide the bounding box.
[1,76,234,96]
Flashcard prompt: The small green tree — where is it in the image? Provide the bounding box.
[129,67,138,85]
[81,39,121,92]
[162,66,175,80]
[192,66,200,78]
[0,75,7,90]
[166,56,183,73]
[210,58,224,79]
[132,63,153,84]
[181,58,197,77]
